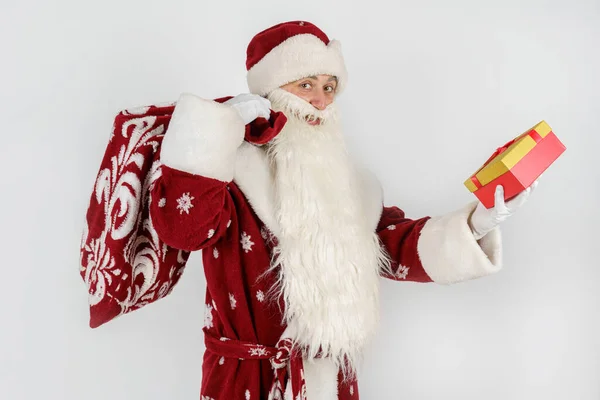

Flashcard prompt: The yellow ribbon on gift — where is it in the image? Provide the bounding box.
[464,121,553,193]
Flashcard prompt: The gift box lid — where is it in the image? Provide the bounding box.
[464,121,553,192]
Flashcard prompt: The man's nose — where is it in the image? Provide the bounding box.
[310,90,327,110]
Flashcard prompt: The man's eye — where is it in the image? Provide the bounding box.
[325,86,335,92]
[301,83,311,89]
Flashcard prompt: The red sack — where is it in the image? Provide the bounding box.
[80,98,286,328]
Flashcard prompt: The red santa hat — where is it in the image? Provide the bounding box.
[245,20,348,96]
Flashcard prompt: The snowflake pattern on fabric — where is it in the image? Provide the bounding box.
[158,198,166,208]
[387,224,396,230]
[396,264,410,279]
[219,356,225,365]
[204,303,214,329]
[176,192,194,215]
[240,232,254,253]
[248,346,269,357]
[229,293,237,310]
[213,248,219,259]
[256,290,265,303]
[245,389,251,400]
[207,229,215,238]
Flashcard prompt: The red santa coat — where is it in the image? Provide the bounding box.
[81,94,503,400]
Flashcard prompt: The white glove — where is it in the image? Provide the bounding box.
[469,181,538,240]
[224,93,271,125]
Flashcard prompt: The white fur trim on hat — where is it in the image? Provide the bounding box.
[246,34,348,96]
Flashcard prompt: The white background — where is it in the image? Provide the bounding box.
[1,0,599,399]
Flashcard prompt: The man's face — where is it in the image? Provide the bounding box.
[280,74,337,125]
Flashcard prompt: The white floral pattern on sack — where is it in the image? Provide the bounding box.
[176,192,194,215]
[256,290,265,303]
[240,232,254,253]
[123,106,150,115]
[82,115,186,316]
[245,389,251,400]
[396,265,409,279]
[218,356,225,365]
[213,248,219,259]
[387,224,396,230]
[204,303,214,329]
[208,228,215,238]
[157,282,170,298]
[81,237,114,306]
[109,122,116,142]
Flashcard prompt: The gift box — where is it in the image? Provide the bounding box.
[464,121,566,208]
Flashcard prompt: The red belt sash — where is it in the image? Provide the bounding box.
[204,329,307,399]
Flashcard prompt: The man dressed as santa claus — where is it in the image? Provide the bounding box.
[92,20,536,400]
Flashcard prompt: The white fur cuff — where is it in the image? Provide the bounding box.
[160,93,245,182]
[417,202,503,284]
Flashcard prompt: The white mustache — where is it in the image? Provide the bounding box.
[266,88,338,125]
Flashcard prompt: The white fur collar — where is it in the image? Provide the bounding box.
[233,141,384,237]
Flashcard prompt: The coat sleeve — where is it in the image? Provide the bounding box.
[377,202,503,284]
[149,93,245,252]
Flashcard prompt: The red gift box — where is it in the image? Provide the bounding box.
[465,121,566,208]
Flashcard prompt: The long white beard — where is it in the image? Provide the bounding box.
[264,89,390,379]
